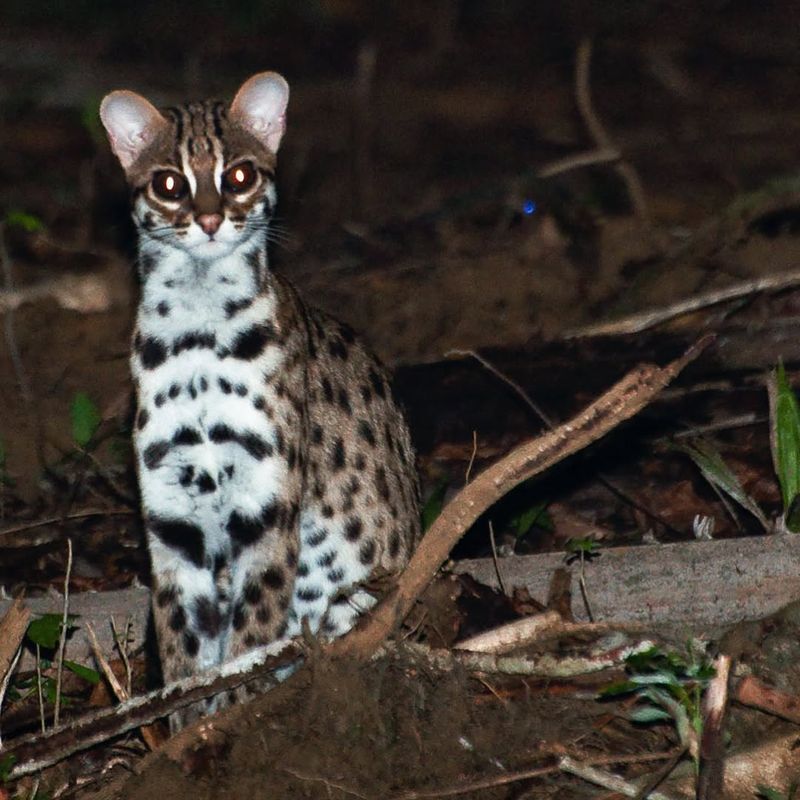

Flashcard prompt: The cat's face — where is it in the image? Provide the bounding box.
[100,73,288,261]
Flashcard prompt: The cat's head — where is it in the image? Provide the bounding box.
[100,72,288,260]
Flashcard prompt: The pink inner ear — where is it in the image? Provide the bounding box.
[230,72,290,153]
[100,90,166,171]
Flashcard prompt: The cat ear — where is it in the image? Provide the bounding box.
[230,72,289,153]
[99,90,167,172]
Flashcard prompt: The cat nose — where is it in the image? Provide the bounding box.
[197,213,223,236]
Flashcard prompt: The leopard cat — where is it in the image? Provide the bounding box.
[100,72,420,729]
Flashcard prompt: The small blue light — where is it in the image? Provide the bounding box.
[522,198,537,216]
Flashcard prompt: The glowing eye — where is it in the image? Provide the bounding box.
[152,171,188,200]
[223,162,257,194]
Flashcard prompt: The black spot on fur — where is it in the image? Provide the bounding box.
[360,384,372,403]
[196,471,216,493]
[328,337,348,360]
[157,301,170,317]
[143,440,170,470]
[375,465,391,500]
[184,632,200,656]
[243,582,262,605]
[339,324,356,344]
[235,384,248,397]
[179,466,194,486]
[262,565,285,589]
[389,530,401,558]
[231,324,276,360]
[345,518,363,541]
[306,528,328,547]
[232,602,247,631]
[332,438,346,470]
[297,562,309,578]
[225,297,254,318]
[311,424,324,445]
[328,569,346,585]
[253,395,265,410]
[172,331,216,356]
[321,377,334,403]
[139,337,167,369]
[200,376,209,392]
[368,367,386,398]
[173,426,202,446]
[338,388,352,415]
[140,253,156,276]
[321,504,334,518]
[359,539,376,565]
[168,383,180,399]
[194,596,222,637]
[227,511,263,546]
[154,392,165,407]
[358,420,376,446]
[218,378,232,394]
[317,550,336,568]
[150,518,205,566]
[156,586,176,608]
[168,606,186,631]
[354,453,367,471]
[136,408,149,430]
[256,605,272,624]
[296,585,323,602]
[209,424,273,459]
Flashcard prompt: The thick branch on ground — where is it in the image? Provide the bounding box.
[5,641,300,779]
[0,596,29,688]
[330,341,706,660]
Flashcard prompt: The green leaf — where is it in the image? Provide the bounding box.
[755,786,786,800]
[4,210,44,233]
[27,614,77,649]
[629,706,672,723]
[673,439,769,531]
[512,501,552,539]
[63,659,100,684]
[0,752,16,782]
[421,479,448,531]
[597,679,637,698]
[70,392,101,448]
[772,363,800,526]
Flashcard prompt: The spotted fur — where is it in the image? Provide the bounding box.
[101,73,420,730]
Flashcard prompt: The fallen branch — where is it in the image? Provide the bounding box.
[559,755,679,800]
[385,638,655,677]
[734,674,800,724]
[5,640,301,779]
[698,654,732,800]
[0,596,29,689]
[563,266,800,339]
[331,341,706,660]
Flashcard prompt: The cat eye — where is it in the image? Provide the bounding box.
[223,161,257,194]
[152,170,188,201]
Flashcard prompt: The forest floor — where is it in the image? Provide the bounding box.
[3,4,800,798]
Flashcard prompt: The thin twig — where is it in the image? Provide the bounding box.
[559,755,679,800]
[35,643,45,733]
[111,616,133,696]
[537,146,621,179]
[446,349,554,427]
[564,266,800,339]
[0,221,33,404]
[465,429,478,484]
[575,38,652,228]
[53,538,73,727]
[487,520,507,596]
[577,548,595,623]
[0,508,135,540]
